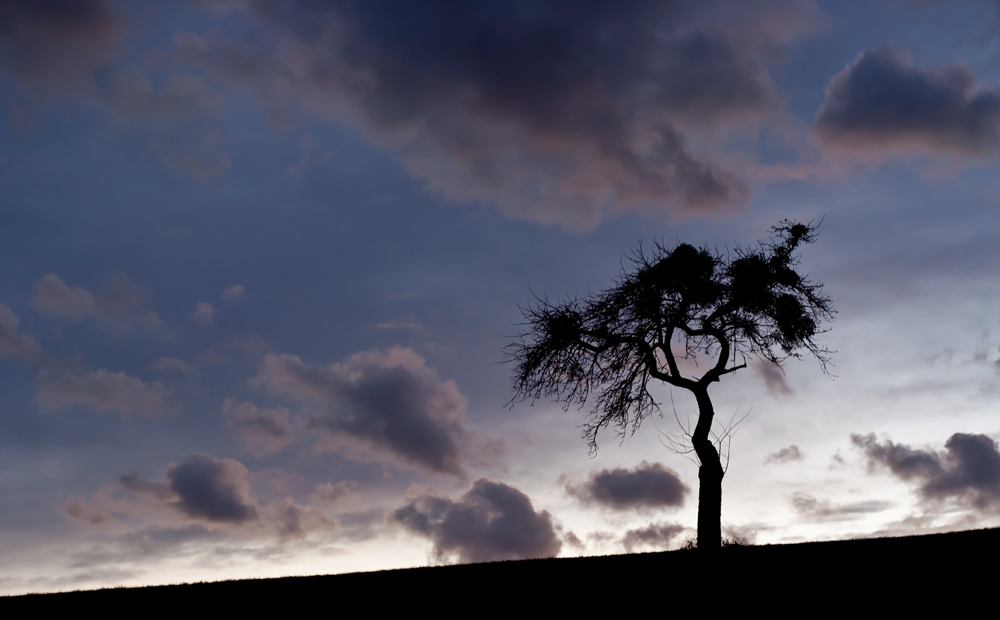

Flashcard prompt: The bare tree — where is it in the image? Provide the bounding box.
[505,220,835,549]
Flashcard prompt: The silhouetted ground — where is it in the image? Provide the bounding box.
[4,527,996,612]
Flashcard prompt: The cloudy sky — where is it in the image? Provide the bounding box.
[3,0,1000,595]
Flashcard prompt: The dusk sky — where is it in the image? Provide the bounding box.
[4,0,1000,595]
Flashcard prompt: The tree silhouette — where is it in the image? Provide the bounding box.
[505,220,835,549]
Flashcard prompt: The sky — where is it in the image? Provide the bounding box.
[3,0,1000,595]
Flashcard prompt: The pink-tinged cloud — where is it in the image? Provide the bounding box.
[251,347,474,476]
[815,46,1000,155]
[37,369,169,416]
[221,398,294,457]
[390,479,561,563]
[0,303,44,363]
[261,496,337,541]
[308,481,366,513]
[30,273,165,335]
[149,357,200,376]
[221,284,244,300]
[190,301,214,329]
[0,0,119,93]
[179,0,822,229]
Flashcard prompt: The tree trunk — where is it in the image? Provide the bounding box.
[693,387,724,550]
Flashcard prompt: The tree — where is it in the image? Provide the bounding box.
[505,220,835,549]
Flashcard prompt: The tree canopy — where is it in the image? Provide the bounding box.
[505,220,835,548]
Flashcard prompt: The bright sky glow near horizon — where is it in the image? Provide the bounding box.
[4,0,1000,596]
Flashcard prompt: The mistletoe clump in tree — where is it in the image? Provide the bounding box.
[506,220,834,549]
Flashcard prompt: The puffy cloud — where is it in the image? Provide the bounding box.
[621,522,686,552]
[789,492,891,522]
[852,432,1000,510]
[37,369,169,416]
[221,398,294,457]
[221,284,245,300]
[0,0,119,93]
[251,347,474,475]
[190,301,214,329]
[815,46,1000,155]
[390,479,561,563]
[30,273,164,335]
[180,0,822,229]
[764,445,804,464]
[0,303,44,363]
[564,461,688,510]
[164,456,257,523]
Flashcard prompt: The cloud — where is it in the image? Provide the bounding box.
[221,284,245,300]
[221,398,294,457]
[0,303,44,363]
[753,360,793,395]
[308,481,366,513]
[621,521,687,552]
[190,302,214,329]
[152,456,258,523]
[149,357,200,376]
[815,46,1000,155]
[260,496,336,541]
[375,319,423,331]
[251,347,475,476]
[180,0,822,229]
[37,369,169,416]
[390,479,561,563]
[0,0,119,94]
[30,273,164,335]
[564,461,688,510]
[92,70,232,180]
[62,496,121,529]
[789,492,891,522]
[852,432,1000,510]
[764,445,804,464]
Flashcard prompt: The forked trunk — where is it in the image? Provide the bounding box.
[693,387,724,550]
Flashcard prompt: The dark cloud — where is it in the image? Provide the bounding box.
[765,445,804,464]
[390,479,561,563]
[852,432,1000,510]
[166,456,258,523]
[565,461,688,510]
[621,521,686,552]
[180,0,821,228]
[0,0,118,92]
[815,46,1000,154]
[790,492,891,522]
[754,361,793,396]
[252,347,475,476]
